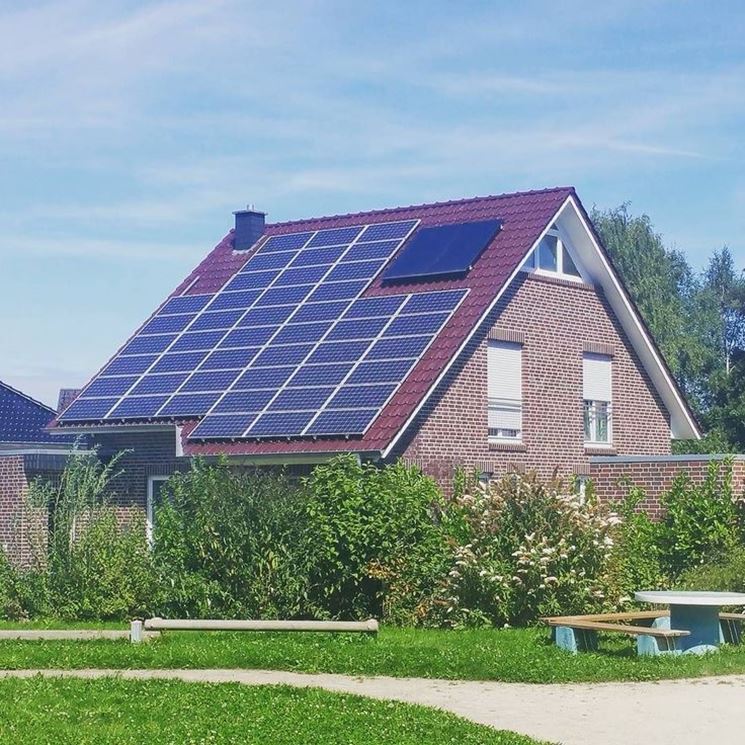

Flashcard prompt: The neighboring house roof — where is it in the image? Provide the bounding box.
[52,186,699,456]
[57,388,82,412]
[0,380,64,444]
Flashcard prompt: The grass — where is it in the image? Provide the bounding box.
[1,624,745,682]
[0,676,544,744]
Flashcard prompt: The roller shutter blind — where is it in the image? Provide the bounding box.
[488,341,522,436]
[583,353,612,402]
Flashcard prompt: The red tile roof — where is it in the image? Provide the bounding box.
[172,186,574,456]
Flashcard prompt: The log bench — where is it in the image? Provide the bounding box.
[130,618,379,643]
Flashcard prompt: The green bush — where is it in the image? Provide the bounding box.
[303,456,452,624]
[658,460,742,575]
[23,447,154,620]
[152,460,309,619]
[677,546,745,593]
[605,484,668,605]
[438,473,617,627]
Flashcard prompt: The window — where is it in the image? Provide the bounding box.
[147,476,170,545]
[583,353,612,444]
[488,341,523,441]
[521,226,582,280]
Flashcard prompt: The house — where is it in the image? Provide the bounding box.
[44,185,738,539]
[0,381,76,562]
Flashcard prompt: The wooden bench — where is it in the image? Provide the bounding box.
[543,612,688,655]
[130,618,379,643]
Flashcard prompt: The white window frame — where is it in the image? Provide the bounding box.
[488,340,523,443]
[146,475,170,546]
[521,227,584,283]
[583,353,612,447]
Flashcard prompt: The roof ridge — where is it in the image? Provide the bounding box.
[0,378,56,415]
[266,186,575,229]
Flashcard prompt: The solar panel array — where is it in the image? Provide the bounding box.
[59,219,469,440]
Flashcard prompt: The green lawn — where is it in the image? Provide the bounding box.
[1,625,745,682]
[0,676,543,744]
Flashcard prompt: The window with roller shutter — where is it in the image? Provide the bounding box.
[487,341,522,441]
[583,353,612,444]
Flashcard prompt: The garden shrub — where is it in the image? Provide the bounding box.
[303,456,452,624]
[438,472,618,627]
[24,447,154,620]
[657,460,743,575]
[152,460,309,619]
[677,546,745,593]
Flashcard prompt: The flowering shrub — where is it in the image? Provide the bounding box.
[439,473,619,627]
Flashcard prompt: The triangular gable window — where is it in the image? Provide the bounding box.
[521,225,583,281]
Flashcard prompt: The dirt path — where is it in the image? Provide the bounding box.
[2,668,743,744]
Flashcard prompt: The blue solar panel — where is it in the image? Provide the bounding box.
[151,352,209,373]
[306,408,379,435]
[385,312,450,337]
[402,290,467,314]
[201,348,259,370]
[328,384,395,409]
[104,355,157,375]
[110,396,169,418]
[224,270,280,292]
[233,366,295,390]
[256,285,312,306]
[159,393,222,416]
[292,301,350,323]
[307,226,362,247]
[170,330,225,352]
[273,322,332,345]
[238,305,296,327]
[359,220,417,242]
[253,343,313,367]
[141,314,194,335]
[83,376,138,397]
[209,289,262,311]
[181,370,241,392]
[269,387,334,411]
[131,374,188,396]
[340,240,399,262]
[289,245,346,267]
[247,411,316,437]
[260,232,313,252]
[287,363,353,387]
[384,219,501,282]
[308,280,368,303]
[121,334,176,355]
[220,326,276,348]
[344,296,406,319]
[160,294,212,315]
[241,251,297,271]
[308,341,369,364]
[191,413,258,438]
[61,398,119,420]
[274,265,330,286]
[366,336,430,360]
[348,359,414,384]
[326,317,388,341]
[326,260,385,282]
[190,310,244,331]
[212,389,276,414]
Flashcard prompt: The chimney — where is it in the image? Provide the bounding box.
[233,205,266,251]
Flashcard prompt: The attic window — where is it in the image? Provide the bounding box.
[521,227,582,281]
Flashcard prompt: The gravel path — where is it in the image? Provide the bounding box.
[1,668,743,744]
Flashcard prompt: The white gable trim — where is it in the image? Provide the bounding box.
[381,194,698,458]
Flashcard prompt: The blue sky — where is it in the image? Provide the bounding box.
[1,0,744,405]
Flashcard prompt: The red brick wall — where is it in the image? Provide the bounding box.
[589,456,745,518]
[394,272,671,491]
[0,455,29,563]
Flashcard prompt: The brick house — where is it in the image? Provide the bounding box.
[0,381,75,563]
[44,186,717,539]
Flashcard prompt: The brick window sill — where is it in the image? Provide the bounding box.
[585,445,617,456]
[489,441,527,453]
